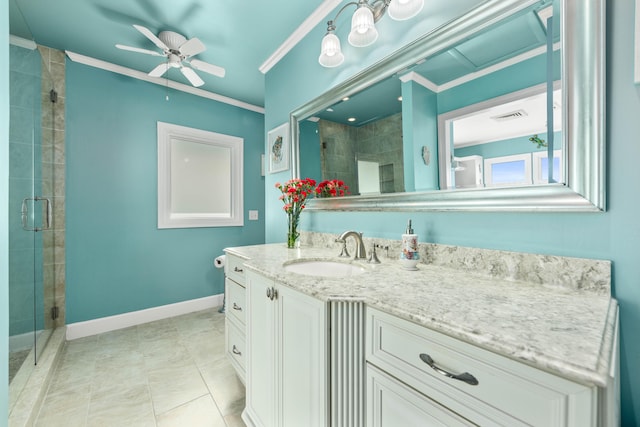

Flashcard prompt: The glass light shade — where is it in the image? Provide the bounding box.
[388,0,424,21]
[348,6,378,47]
[318,32,344,67]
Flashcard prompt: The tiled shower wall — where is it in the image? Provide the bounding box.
[38,45,66,328]
[318,113,404,194]
[356,112,404,193]
[318,119,358,189]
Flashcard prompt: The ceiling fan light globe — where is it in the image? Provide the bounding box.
[158,31,187,50]
[168,53,182,67]
[388,0,424,21]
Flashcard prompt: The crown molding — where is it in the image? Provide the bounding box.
[66,51,265,114]
[9,35,37,50]
[399,71,439,92]
[259,0,343,74]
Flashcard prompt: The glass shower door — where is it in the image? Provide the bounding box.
[8,41,56,384]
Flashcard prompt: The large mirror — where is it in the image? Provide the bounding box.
[292,0,605,211]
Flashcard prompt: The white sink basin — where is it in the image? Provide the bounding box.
[283,260,367,277]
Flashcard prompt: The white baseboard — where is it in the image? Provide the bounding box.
[9,329,47,352]
[9,332,33,353]
[66,294,224,341]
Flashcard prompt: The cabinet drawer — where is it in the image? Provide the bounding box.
[366,308,593,427]
[225,254,246,285]
[226,318,246,381]
[367,363,474,427]
[225,278,246,326]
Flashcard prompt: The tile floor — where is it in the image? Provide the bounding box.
[9,349,31,384]
[34,308,246,427]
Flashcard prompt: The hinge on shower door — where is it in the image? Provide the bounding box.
[51,306,59,320]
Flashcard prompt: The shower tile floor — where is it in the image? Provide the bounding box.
[34,308,246,427]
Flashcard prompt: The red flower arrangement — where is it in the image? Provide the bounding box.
[315,179,350,198]
[275,178,349,247]
[275,178,316,248]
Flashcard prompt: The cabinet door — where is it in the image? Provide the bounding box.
[245,271,277,427]
[367,364,475,427]
[278,285,328,427]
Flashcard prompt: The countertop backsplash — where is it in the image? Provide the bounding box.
[299,231,611,296]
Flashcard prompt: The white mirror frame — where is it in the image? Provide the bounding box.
[292,0,605,212]
[158,122,244,228]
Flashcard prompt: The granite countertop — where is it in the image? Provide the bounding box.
[224,242,617,388]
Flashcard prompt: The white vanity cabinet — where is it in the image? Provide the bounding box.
[243,269,328,427]
[224,254,248,383]
[367,363,474,426]
[366,307,616,427]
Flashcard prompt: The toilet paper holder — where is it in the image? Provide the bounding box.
[214,255,226,269]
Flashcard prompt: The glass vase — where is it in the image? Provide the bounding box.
[287,213,299,249]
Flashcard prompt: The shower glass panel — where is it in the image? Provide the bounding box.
[8,41,56,384]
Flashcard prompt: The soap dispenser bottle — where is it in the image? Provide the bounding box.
[400,219,420,270]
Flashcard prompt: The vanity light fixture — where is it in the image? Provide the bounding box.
[319,0,425,68]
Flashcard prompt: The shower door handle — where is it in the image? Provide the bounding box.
[21,198,33,231]
[21,196,52,232]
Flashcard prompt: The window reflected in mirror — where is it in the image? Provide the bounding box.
[440,86,563,189]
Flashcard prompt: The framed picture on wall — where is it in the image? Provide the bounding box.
[268,122,289,174]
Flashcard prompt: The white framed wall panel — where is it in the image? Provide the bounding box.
[157,122,244,228]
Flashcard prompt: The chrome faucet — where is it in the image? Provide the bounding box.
[336,231,367,260]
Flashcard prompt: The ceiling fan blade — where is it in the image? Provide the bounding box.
[149,62,171,78]
[179,37,206,57]
[190,59,226,78]
[115,44,164,57]
[180,67,205,87]
[133,24,169,51]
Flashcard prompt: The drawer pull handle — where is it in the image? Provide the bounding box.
[419,353,479,386]
[234,266,244,273]
[232,302,242,311]
[232,345,242,356]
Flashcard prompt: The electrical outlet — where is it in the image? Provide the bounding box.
[249,210,259,220]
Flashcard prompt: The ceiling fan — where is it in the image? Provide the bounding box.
[116,24,225,87]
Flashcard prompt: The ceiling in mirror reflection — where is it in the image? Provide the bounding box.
[453,88,561,147]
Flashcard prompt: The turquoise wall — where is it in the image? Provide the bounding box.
[455,131,563,158]
[265,1,640,424]
[1,0,10,422]
[402,81,438,191]
[65,61,265,323]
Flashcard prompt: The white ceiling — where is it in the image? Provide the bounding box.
[453,88,562,147]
